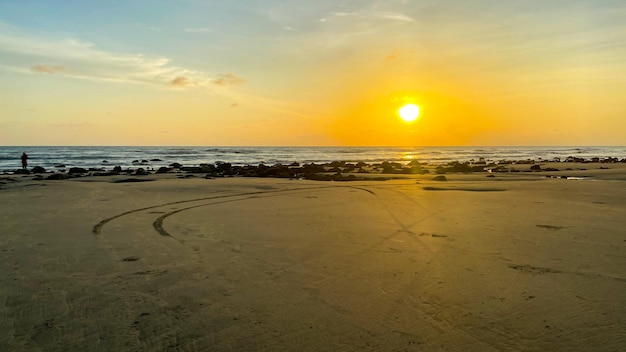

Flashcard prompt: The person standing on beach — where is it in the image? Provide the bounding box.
[21,152,28,169]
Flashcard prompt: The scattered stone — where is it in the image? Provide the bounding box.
[31,166,46,173]
[432,175,447,181]
[122,256,140,262]
[113,178,154,183]
[68,167,88,174]
[536,224,566,230]
[47,173,70,180]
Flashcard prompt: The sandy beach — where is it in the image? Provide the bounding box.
[1,165,625,351]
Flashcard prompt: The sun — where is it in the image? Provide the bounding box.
[398,103,420,122]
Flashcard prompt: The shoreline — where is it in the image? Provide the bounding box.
[4,156,626,184]
[2,145,626,173]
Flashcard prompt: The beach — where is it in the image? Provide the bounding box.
[1,164,625,351]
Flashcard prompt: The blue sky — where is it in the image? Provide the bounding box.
[2,0,626,145]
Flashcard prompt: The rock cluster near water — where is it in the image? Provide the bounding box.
[4,155,626,181]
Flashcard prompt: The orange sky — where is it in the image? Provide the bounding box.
[1,1,625,146]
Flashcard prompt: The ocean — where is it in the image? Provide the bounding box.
[1,146,625,172]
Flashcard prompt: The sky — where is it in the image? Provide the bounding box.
[1,0,625,146]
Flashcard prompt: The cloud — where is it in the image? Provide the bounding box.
[0,27,217,88]
[31,65,65,74]
[170,76,193,87]
[319,10,414,23]
[377,12,414,22]
[213,73,245,86]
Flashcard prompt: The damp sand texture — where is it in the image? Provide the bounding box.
[1,175,625,351]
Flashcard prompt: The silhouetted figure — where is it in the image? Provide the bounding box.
[21,152,28,170]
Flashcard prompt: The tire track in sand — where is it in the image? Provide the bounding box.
[93,184,377,236]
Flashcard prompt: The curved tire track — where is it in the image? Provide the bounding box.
[92,184,378,236]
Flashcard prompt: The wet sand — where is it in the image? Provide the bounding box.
[1,166,625,351]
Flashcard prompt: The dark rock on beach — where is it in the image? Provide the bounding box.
[181,166,202,173]
[47,173,70,180]
[31,166,46,173]
[69,167,88,174]
[113,178,154,183]
[436,162,485,174]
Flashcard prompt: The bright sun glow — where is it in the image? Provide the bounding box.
[398,103,420,122]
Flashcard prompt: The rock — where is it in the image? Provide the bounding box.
[112,166,122,172]
[47,173,70,180]
[31,166,46,173]
[54,164,66,168]
[14,169,30,175]
[170,162,182,168]
[215,162,233,175]
[150,159,162,162]
[69,167,88,174]
[156,167,170,174]
[181,166,203,173]
[432,175,447,181]
[135,168,149,175]
[530,165,542,171]
[200,164,215,173]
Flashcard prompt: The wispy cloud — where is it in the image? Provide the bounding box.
[0,26,243,89]
[31,65,65,74]
[318,10,414,23]
[213,73,245,86]
[170,76,194,87]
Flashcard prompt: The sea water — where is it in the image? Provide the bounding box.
[1,146,625,172]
